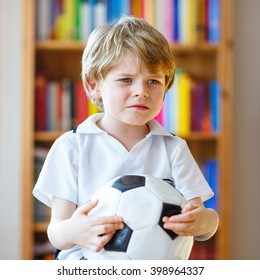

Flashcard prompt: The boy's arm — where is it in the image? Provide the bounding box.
[162,197,219,240]
[47,196,124,252]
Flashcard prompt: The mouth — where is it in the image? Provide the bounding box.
[127,104,149,110]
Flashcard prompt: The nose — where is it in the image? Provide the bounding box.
[132,81,149,98]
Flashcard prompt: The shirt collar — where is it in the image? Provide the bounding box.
[76,113,174,138]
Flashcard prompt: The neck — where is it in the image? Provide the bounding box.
[97,118,150,151]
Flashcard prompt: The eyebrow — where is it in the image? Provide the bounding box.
[114,72,164,79]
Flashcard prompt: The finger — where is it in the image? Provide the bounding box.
[90,232,116,252]
[163,222,193,236]
[77,199,99,215]
[93,222,124,236]
[181,203,199,214]
[163,211,195,223]
[88,215,124,229]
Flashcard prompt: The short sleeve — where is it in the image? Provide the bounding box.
[32,132,79,207]
[169,139,214,202]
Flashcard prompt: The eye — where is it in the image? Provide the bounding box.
[120,78,132,83]
[148,79,159,84]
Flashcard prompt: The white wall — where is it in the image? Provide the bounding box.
[231,0,260,259]
[0,0,23,259]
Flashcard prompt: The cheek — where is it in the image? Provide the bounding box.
[101,91,124,111]
[152,93,165,106]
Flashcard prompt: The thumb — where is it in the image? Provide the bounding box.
[77,199,99,216]
[181,202,199,214]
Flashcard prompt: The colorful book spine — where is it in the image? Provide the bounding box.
[208,0,220,43]
[163,0,174,42]
[178,71,191,136]
[203,159,219,211]
[143,0,156,27]
[35,73,47,131]
[209,80,221,132]
[191,81,206,132]
[75,81,88,125]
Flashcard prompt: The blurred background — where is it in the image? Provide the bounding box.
[0,0,259,260]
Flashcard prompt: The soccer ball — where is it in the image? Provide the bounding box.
[81,175,194,260]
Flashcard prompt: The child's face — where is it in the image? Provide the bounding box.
[94,53,166,127]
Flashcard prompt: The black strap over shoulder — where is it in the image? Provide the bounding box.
[72,126,78,133]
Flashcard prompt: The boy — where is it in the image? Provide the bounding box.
[33,16,219,260]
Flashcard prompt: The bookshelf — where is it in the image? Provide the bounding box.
[22,0,233,259]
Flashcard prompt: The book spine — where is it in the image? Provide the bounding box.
[178,72,191,137]
[208,0,220,43]
[75,81,88,125]
[209,80,221,132]
[35,73,47,131]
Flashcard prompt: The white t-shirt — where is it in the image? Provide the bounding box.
[33,113,214,259]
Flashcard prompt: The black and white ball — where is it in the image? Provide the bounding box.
[81,175,194,260]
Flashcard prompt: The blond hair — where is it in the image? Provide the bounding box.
[82,15,176,110]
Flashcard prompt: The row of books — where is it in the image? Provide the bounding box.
[35,71,221,135]
[35,73,99,131]
[36,0,220,44]
[155,69,221,136]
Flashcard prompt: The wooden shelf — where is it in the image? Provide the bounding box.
[36,40,219,53]
[35,131,64,142]
[34,222,49,233]
[36,40,85,51]
[34,131,219,143]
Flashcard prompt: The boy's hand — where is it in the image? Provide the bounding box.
[162,198,219,240]
[69,200,124,252]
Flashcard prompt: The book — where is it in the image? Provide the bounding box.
[95,0,107,28]
[61,79,72,131]
[209,80,221,132]
[131,0,143,18]
[35,73,47,131]
[203,159,219,211]
[191,80,206,132]
[208,0,220,43]
[163,0,174,42]
[143,0,156,27]
[75,81,88,125]
[34,146,50,222]
[173,0,180,42]
[46,81,59,131]
[36,0,52,40]
[64,0,76,40]
[171,70,180,134]
[178,71,191,136]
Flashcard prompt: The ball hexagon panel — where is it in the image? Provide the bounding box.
[117,187,162,230]
[145,176,185,206]
[127,225,173,260]
[89,186,122,216]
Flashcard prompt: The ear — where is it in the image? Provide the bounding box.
[86,78,101,99]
